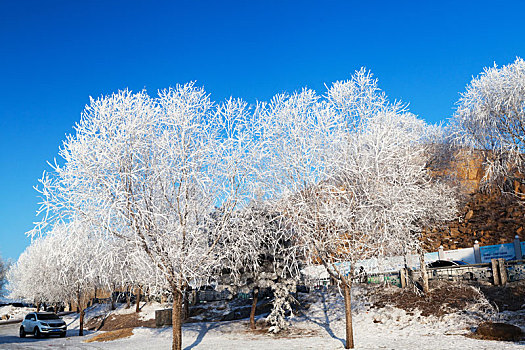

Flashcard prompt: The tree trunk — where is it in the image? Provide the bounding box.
[78,291,84,336]
[79,308,85,336]
[36,302,40,312]
[172,286,183,350]
[126,285,131,309]
[249,287,259,330]
[183,287,190,320]
[136,286,141,313]
[111,287,116,310]
[419,253,429,294]
[343,281,354,349]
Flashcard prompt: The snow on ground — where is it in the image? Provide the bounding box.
[1,288,524,349]
[83,293,525,350]
[135,302,170,321]
[0,306,35,321]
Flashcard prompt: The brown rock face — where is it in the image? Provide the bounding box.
[423,190,525,251]
[475,322,523,341]
[423,149,525,251]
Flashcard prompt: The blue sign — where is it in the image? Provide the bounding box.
[480,243,516,262]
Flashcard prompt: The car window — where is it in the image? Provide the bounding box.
[28,315,35,320]
[36,313,60,320]
[24,315,31,320]
[428,260,456,268]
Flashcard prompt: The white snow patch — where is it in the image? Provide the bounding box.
[0,305,36,321]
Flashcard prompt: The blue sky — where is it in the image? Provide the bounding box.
[1,0,524,262]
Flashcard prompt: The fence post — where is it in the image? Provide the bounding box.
[400,268,407,288]
[438,245,445,260]
[491,259,500,285]
[498,258,508,285]
[514,235,523,261]
[474,240,482,264]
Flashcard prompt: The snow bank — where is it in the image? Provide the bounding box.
[0,305,35,321]
[12,289,524,349]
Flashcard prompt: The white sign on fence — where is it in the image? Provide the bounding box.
[302,240,522,282]
[424,252,439,264]
[442,247,476,264]
[480,243,516,262]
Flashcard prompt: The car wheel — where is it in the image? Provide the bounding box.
[19,326,26,338]
[34,327,41,338]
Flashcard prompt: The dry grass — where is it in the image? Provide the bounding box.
[99,312,155,331]
[369,282,486,317]
[85,328,134,343]
[241,320,320,338]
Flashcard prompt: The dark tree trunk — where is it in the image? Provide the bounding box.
[111,286,116,310]
[78,291,84,336]
[136,286,141,313]
[172,285,183,350]
[79,308,84,336]
[145,286,151,303]
[36,302,40,312]
[126,285,131,309]
[183,287,190,320]
[343,281,354,349]
[249,287,259,330]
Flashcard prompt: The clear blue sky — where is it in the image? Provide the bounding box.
[1,0,524,262]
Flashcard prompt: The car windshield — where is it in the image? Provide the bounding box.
[36,313,60,320]
[428,260,456,268]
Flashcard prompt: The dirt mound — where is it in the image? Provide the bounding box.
[85,328,134,342]
[473,322,523,341]
[85,315,105,331]
[479,281,525,311]
[242,320,320,338]
[98,313,155,331]
[369,282,485,317]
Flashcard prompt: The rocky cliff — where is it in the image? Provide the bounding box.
[423,150,525,251]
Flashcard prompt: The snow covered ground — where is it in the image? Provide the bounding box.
[0,305,35,322]
[0,288,524,349]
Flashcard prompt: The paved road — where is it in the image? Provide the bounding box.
[0,323,96,349]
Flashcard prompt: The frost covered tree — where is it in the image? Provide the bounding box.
[451,57,525,193]
[260,69,457,348]
[52,221,107,336]
[7,238,53,310]
[0,255,9,297]
[217,204,300,331]
[34,84,259,350]
[9,220,107,336]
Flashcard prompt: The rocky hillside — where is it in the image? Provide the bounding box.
[423,151,525,251]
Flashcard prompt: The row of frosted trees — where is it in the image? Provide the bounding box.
[9,58,525,349]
